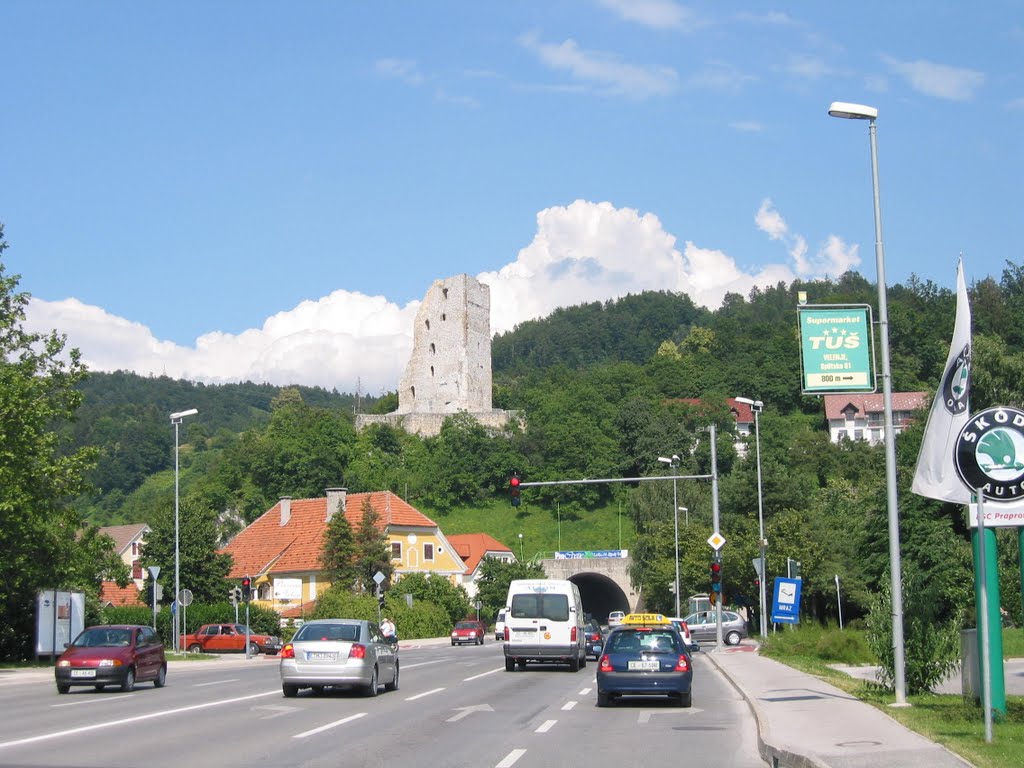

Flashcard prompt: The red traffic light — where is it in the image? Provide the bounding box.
[510,476,520,489]
[710,562,721,574]
[241,577,251,587]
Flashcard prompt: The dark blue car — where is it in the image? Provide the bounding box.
[595,614,692,707]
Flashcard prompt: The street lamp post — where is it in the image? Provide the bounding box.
[735,397,767,638]
[658,455,681,617]
[828,101,906,705]
[518,533,524,561]
[170,408,198,654]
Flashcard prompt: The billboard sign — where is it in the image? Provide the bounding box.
[798,305,875,394]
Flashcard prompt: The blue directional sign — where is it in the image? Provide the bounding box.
[771,577,802,624]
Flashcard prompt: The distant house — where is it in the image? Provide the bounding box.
[447,533,516,599]
[220,488,467,616]
[98,523,150,589]
[823,392,928,445]
[669,397,757,456]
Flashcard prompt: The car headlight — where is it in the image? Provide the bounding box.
[98,659,122,667]
[57,660,70,668]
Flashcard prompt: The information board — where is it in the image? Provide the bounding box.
[798,305,875,394]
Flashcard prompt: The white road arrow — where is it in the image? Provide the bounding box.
[447,703,494,722]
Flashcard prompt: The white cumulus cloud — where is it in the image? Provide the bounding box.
[25,200,860,394]
[880,55,985,101]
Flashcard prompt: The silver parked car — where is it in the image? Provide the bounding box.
[681,610,748,646]
[279,619,399,697]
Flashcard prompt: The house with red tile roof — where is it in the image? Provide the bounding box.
[221,488,467,615]
[666,397,757,456]
[446,533,516,599]
[823,392,927,445]
[98,580,146,607]
[98,523,151,589]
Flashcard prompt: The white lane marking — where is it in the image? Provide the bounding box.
[447,703,493,722]
[535,720,557,733]
[463,666,505,682]
[578,687,591,695]
[294,712,366,738]
[0,690,280,750]
[405,687,445,701]
[496,749,527,767]
[561,701,577,711]
[193,679,239,687]
[52,694,136,708]
[400,659,449,670]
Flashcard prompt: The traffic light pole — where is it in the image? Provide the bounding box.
[245,601,251,660]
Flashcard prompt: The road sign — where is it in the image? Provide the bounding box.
[752,557,764,578]
[707,532,726,551]
[771,577,802,624]
[798,305,875,393]
[373,571,386,585]
[148,565,161,579]
[177,589,193,607]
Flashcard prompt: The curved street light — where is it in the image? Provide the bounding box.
[735,397,767,638]
[828,101,906,705]
[170,408,198,653]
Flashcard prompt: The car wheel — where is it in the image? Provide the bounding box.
[188,644,202,654]
[597,691,612,707]
[311,686,325,695]
[249,642,260,656]
[95,684,106,692]
[57,683,70,694]
[580,653,587,669]
[121,667,136,692]
[385,662,400,692]
[505,657,515,672]
[153,665,166,688]
[725,630,742,646]
[569,655,579,672]
[677,691,692,708]
[478,636,484,645]
[451,639,456,646]
[282,684,299,698]
[364,666,379,697]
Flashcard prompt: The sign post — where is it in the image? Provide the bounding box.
[148,566,161,630]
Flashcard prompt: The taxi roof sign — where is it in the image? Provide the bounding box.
[623,613,670,625]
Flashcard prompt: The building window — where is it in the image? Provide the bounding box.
[424,543,434,561]
[391,542,402,560]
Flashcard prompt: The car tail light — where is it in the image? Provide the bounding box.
[673,654,690,672]
[349,643,367,659]
[280,644,294,659]
[504,627,509,641]
[570,626,577,642]
[599,655,614,673]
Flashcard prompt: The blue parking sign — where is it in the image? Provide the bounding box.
[771,577,802,624]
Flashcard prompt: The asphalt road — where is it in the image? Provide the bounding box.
[0,643,766,768]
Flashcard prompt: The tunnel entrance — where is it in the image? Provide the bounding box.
[569,572,630,624]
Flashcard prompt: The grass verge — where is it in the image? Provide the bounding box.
[761,626,1024,768]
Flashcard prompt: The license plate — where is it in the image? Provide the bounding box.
[306,652,337,661]
[627,660,660,671]
[71,669,96,678]
[513,629,535,638]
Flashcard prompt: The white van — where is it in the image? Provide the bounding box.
[503,579,587,672]
[494,609,506,642]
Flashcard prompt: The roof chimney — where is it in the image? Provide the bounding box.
[326,488,347,522]
[279,497,292,526]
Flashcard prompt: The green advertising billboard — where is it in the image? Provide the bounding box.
[798,305,875,394]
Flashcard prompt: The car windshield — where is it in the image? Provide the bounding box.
[232,625,255,634]
[455,622,478,629]
[76,627,132,647]
[294,623,360,642]
[511,593,569,621]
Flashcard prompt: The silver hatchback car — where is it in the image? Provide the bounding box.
[279,619,399,697]
[681,610,748,646]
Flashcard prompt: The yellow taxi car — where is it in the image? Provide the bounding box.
[596,613,692,708]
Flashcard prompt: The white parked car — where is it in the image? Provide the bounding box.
[607,611,626,628]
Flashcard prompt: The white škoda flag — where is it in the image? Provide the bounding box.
[912,258,972,502]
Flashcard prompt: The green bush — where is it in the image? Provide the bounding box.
[311,586,452,639]
[761,623,875,665]
[814,630,873,664]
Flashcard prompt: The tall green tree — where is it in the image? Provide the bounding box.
[473,557,546,621]
[0,228,124,659]
[140,495,232,604]
[321,503,358,590]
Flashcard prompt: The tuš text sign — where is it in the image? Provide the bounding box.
[798,305,875,394]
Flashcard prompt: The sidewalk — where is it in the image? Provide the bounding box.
[704,643,974,768]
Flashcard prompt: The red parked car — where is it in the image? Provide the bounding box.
[451,620,487,646]
[55,625,167,694]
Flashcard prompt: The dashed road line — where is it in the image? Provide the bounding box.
[535,719,557,733]
[496,748,526,767]
[294,712,366,738]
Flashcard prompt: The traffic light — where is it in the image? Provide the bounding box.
[510,471,521,508]
[241,576,252,602]
[378,592,386,609]
[710,559,722,594]
[229,587,238,607]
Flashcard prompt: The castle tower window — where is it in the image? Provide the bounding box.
[425,319,430,330]
[430,343,436,355]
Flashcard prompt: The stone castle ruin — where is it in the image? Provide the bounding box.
[356,274,517,437]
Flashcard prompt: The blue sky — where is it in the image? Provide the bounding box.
[2,1,1020,394]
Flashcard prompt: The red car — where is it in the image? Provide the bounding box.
[55,624,167,694]
[451,620,487,646]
